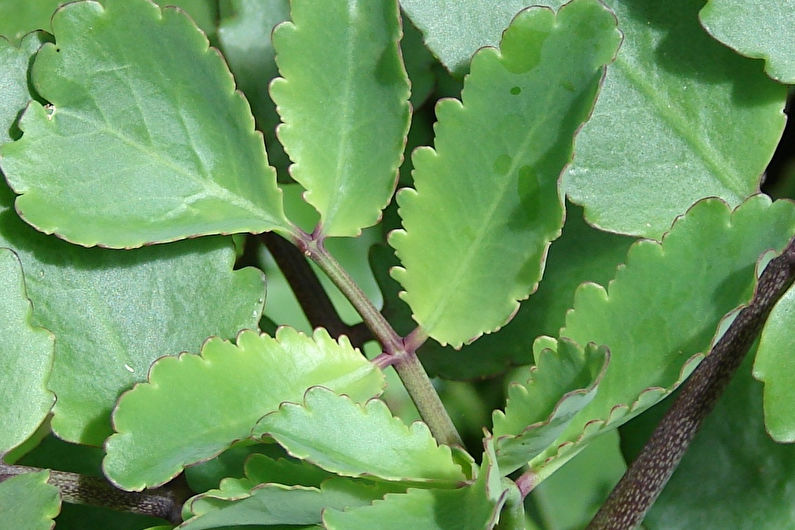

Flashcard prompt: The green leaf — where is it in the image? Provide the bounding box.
[0,248,54,454]
[492,339,609,474]
[104,328,385,490]
[0,0,291,248]
[401,203,634,380]
[700,0,795,83]
[0,470,60,529]
[0,183,266,445]
[622,357,795,529]
[254,387,465,485]
[563,0,787,239]
[323,437,508,529]
[528,195,795,481]
[753,282,795,442]
[217,0,290,170]
[0,0,64,42]
[181,477,392,530]
[0,33,45,144]
[271,0,410,237]
[389,0,621,348]
[398,0,541,76]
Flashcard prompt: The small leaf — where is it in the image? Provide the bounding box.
[254,387,465,485]
[104,328,384,491]
[0,0,292,248]
[0,182,266,445]
[753,282,795,442]
[563,0,787,239]
[528,195,795,481]
[399,0,548,76]
[0,248,55,454]
[0,33,46,144]
[323,437,508,529]
[493,339,609,474]
[389,0,622,347]
[700,0,795,83]
[271,0,410,237]
[0,470,60,529]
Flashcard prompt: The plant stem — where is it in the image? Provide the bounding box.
[294,231,464,447]
[0,462,189,524]
[259,233,371,348]
[588,235,795,530]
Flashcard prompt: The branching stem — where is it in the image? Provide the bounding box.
[0,462,189,524]
[588,236,795,529]
[292,230,464,447]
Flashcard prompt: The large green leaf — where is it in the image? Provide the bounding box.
[0,0,64,42]
[0,182,266,445]
[0,248,54,454]
[492,338,609,474]
[389,0,621,348]
[398,0,539,76]
[621,357,795,529]
[217,0,290,170]
[104,328,385,491]
[254,387,465,486]
[0,0,291,248]
[527,195,795,481]
[700,0,795,84]
[0,470,60,529]
[753,282,795,442]
[0,33,45,144]
[563,0,787,239]
[271,0,410,237]
[323,437,508,529]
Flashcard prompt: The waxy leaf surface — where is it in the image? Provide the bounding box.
[255,387,465,485]
[104,328,385,491]
[530,196,795,479]
[700,0,795,83]
[0,182,265,445]
[271,0,410,237]
[0,249,55,453]
[398,0,543,76]
[563,0,786,239]
[323,437,507,529]
[493,339,609,474]
[0,0,290,248]
[0,33,45,143]
[623,358,795,529]
[754,283,795,442]
[0,471,60,529]
[390,0,621,347]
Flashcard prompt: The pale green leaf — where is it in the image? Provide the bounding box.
[753,282,795,442]
[271,0,410,237]
[0,248,55,454]
[242,452,337,488]
[0,0,64,42]
[0,33,46,144]
[0,470,60,529]
[528,195,795,481]
[104,328,385,490]
[563,0,787,239]
[0,0,291,248]
[254,387,465,485]
[0,182,266,445]
[493,339,609,474]
[217,0,290,170]
[700,0,795,83]
[398,0,542,76]
[389,0,621,347]
[323,437,508,529]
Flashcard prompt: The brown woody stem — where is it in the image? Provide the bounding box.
[588,236,795,529]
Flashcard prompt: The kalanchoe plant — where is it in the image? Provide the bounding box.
[0,0,793,528]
